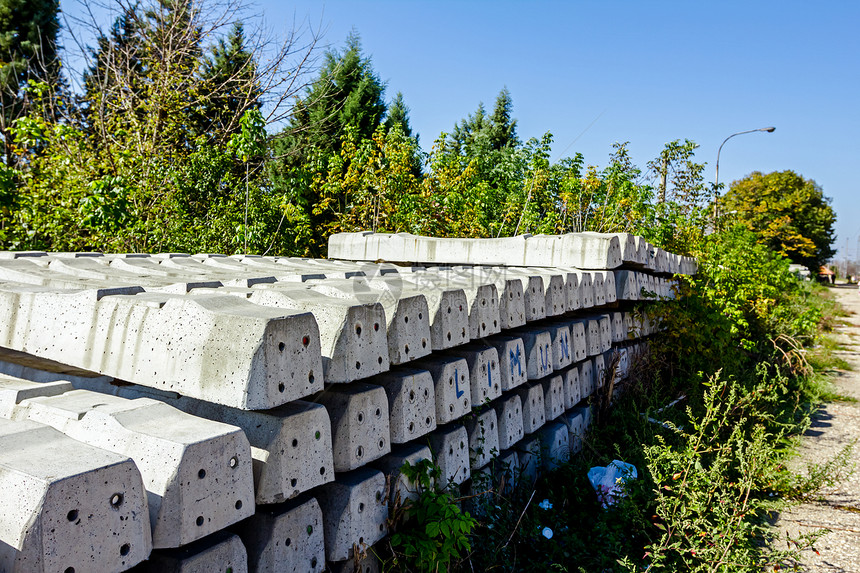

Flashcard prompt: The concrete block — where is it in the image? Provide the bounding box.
[563,320,588,362]
[400,270,499,339]
[498,269,546,321]
[515,433,542,486]
[235,495,325,573]
[464,408,500,469]
[130,531,247,573]
[590,271,606,307]
[593,353,606,390]
[560,410,586,455]
[456,268,525,329]
[562,269,594,308]
[369,443,433,509]
[0,417,151,573]
[0,286,324,409]
[328,550,381,573]
[426,424,470,486]
[625,311,643,339]
[544,323,574,371]
[314,383,390,472]
[371,368,436,444]
[492,394,524,449]
[485,335,528,391]
[614,270,640,301]
[539,375,565,421]
[412,356,471,424]
[615,347,630,381]
[444,344,502,406]
[329,232,624,269]
[570,318,601,357]
[517,268,566,316]
[515,382,546,434]
[71,377,335,505]
[0,380,255,548]
[491,448,519,494]
[317,468,388,562]
[570,405,593,432]
[537,421,570,470]
[578,359,595,399]
[593,270,617,304]
[559,365,581,409]
[597,314,613,352]
[244,285,388,383]
[514,328,553,380]
[367,277,469,350]
[610,312,626,343]
[306,279,432,365]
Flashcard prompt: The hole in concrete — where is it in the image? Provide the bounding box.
[419,312,423,320]
[375,408,381,417]
[311,557,318,568]
[448,446,453,455]
[302,336,310,347]
[278,383,285,393]
[359,537,364,545]
[110,493,124,508]
[355,325,362,336]
[404,315,409,324]
[481,299,486,307]
[229,456,238,468]
[408,422,415,432]
[120,544,130,556]
[460,441,465,449]
[291,478,297,487]
[307,525,314,535]
[447,332,452,341]
[449,404,454,413]
[309,371,315,384]
[67,510,78,522]
[285,538,292,547]
[357,412,364,423]
[356,446,364,459]
[481,322,486,331]
[404,344,410,354]
[448,377,453,386]
[374,323,380,331]
[378,439,385,449]
[424,389,429,398]
[291,438,298,447]
[320,466,326,475]
[494,320,498,328]
[315,431,321,440]
[235,500,242,510]
[198,469,206,479]
[409,390,415,401]
[378,356,383,364]
[356,361,361,370]
[278,342,285,352]
[358,502,365,513]
[425,416,432,426]
[462,328,466,338]
[379,524,385,532]
[196,516,204,526]
[64,568,75,573]
[422,340,427,348]
[447,306,451,314]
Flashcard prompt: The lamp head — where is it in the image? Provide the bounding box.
[762,127,776,132]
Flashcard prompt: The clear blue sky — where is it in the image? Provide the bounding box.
[60,1,860,259]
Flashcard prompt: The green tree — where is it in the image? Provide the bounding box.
[199,21,261,141]
[384,91,412,138]
[721,170,836,269]
[269,30,389,255]
[0,0,61,164]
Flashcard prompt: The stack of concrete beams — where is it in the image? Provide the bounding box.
[0,231,695,572]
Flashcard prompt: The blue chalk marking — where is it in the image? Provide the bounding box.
[454,368,464,399]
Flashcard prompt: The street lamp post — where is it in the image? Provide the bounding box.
[713,126,775,220]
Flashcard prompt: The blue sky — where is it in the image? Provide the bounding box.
[60,1,860,259]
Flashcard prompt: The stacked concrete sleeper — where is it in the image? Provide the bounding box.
[0,232,695,572]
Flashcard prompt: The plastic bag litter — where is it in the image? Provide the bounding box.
[587,460,638,508]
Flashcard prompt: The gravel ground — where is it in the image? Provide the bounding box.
[773,285,860,572]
